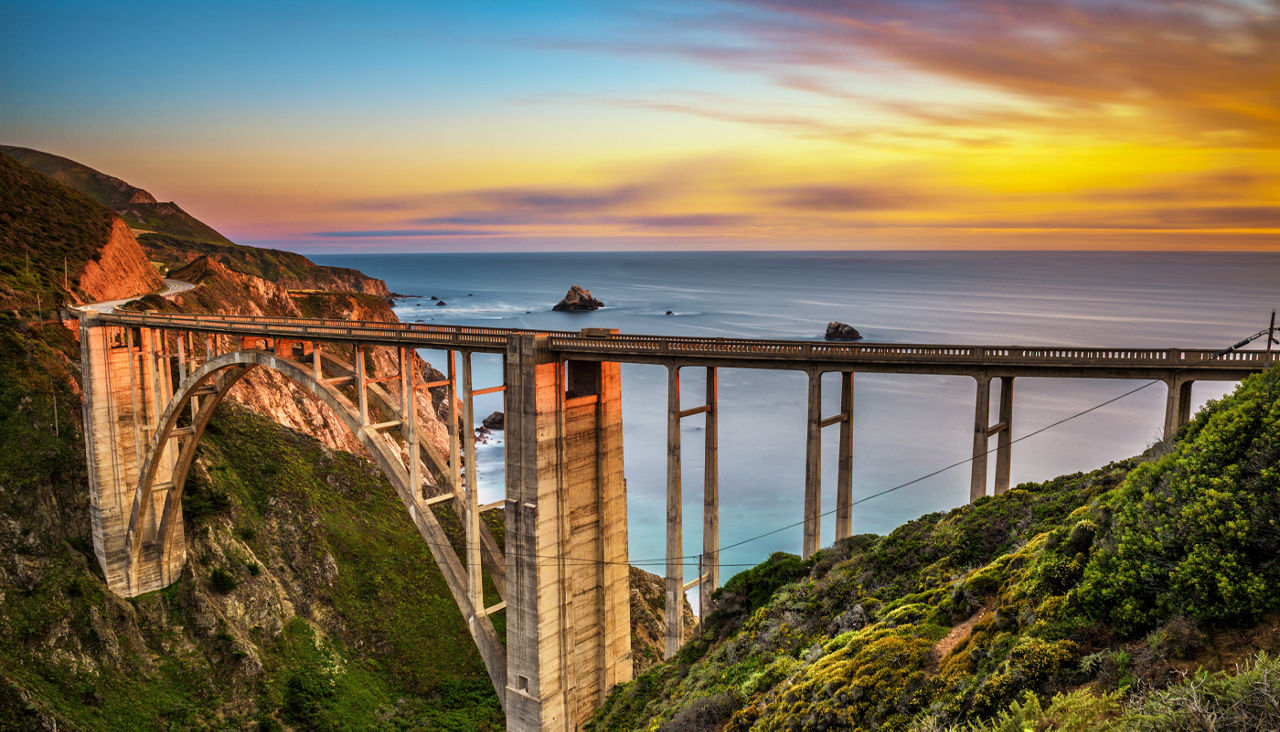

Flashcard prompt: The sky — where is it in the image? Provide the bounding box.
[2,0,1278,252]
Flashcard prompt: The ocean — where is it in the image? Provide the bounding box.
[312,250,1280,587]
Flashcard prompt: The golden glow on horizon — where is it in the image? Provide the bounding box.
[10,0,1275,251]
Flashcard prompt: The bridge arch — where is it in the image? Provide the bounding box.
[120,348,508,704]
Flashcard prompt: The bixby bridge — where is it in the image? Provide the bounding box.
[78,310,1274,730]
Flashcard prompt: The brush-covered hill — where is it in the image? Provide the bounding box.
[0,152,162,313]
[2,145,388,296]
[592,367,1280,731]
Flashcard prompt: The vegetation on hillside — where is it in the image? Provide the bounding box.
[0,153,114,313]
[591,367,1280,731]
[0,318,507,728]
[4,146,385,296]
[0,145,152,208]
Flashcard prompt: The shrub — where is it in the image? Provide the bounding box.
[209,566,237,593]
[1078,368,1280,634]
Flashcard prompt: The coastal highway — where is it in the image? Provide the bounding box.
[77,278,195,313]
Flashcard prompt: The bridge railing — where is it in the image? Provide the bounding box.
[89,311,1271,369]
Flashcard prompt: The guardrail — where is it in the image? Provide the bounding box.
[88,311,1271,371]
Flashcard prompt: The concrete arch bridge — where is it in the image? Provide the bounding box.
[78,310,1273,730]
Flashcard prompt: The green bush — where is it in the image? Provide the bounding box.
[1078,368,1280,634]
[209,566,237,593]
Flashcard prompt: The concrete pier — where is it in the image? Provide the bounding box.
[504,334,630,730]
[971,375,1014,500]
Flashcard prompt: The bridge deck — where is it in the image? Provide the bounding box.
[89,310,1268,379]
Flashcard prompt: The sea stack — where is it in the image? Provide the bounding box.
[825,321,862,341]
[553,284,603,311]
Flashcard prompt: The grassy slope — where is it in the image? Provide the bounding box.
[3,145,382,294]
[0,152,115,312]
[591,367,1280,731]
[0,145,150,207]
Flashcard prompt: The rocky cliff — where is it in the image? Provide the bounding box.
[0,152,161,313]
[74,218,164,305]
[164,256,450,461]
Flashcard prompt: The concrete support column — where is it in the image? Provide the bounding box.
[449,350,462,498]
[80,315,184,597]
[970,375,992,502]
[1163,378,1195,438]
[461,351,483,612]
[665,365,683,658]
[701,366,719,619]
[803,371,822,558]
[835,371,854,541]
[355,344,368,425]
[994,376,1014,495]
[504,335,630,731]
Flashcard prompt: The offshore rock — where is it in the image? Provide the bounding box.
[825,321,863,341]
[553,284,603,311]
[482,411,504,431]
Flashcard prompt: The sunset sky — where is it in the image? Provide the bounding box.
[3,0,1278,252]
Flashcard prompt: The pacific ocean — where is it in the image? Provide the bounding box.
[312,250,1280,600]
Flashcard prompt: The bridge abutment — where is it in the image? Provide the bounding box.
[504,334,631,731]
[81,316,185,596]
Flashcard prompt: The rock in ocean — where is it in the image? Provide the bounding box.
[825,321,862,341]
[553,284,604,311]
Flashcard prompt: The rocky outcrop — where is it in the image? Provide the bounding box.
[824,321,863,341]
[629,566,697,675]
[76,218,164,304]
[553,285,603,311]
[482,411,504,431]
[299,266,390,297]
[168,258,458,465]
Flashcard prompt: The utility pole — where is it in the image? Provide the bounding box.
[1268,310,1276,364]
[50,377,59,438]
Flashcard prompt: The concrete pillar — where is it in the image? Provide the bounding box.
[701,366,719,619]
[80,315,183,596]
[504,335,630,731]
[970,375,992,502]
[994,376,1014,495]
[1163,378,1194,437]
[449,350,462,498]
[803,371,822,558]
[1178,380,1194,427]
[665,365,683,658]
[461,351,483,612]
[355,344,368,425]
[835,371,854,541]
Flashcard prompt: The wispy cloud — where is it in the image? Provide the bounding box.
[312,228,502,238]
[574,0,1280,147]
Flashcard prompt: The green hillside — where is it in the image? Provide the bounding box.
[592,367,1280,730]
[0,152,115,313]
[0,145,153,207]
[4,145,387,294]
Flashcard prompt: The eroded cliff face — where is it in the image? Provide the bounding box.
[630,566,699,675]
[167,256,456,474]
[280,266,390,297]
[74,218,163,304]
